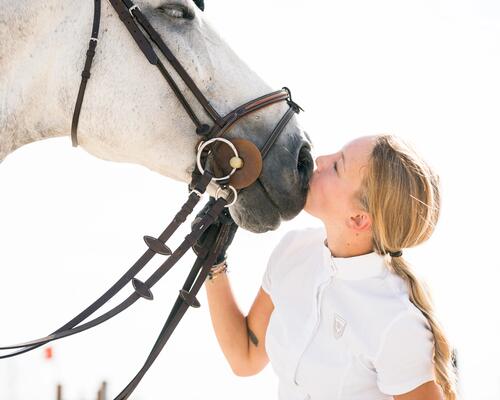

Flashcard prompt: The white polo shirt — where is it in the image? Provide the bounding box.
[261,227,436,400]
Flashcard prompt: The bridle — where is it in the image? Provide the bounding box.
[71,0,302,203]
[0,1,303,398]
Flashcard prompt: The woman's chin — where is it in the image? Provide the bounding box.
[303,198,314,217]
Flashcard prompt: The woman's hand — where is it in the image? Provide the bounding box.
[191,197,238,264]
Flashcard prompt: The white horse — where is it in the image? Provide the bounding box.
[0,0,313,233]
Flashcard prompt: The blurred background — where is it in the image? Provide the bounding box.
[1,0,499,398]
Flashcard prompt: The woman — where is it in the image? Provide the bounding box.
[200,135,458,399]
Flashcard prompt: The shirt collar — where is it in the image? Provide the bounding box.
[321,238,387,280]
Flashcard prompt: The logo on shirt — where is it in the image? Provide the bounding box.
[333,313,347,339]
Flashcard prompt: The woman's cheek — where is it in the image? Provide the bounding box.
[310,179,325,211]
[304,184,315,211]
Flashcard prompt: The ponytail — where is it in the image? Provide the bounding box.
[359,135,458,399]
[390,256,458,399]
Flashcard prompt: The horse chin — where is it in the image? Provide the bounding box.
[230,201,281,233]
[229,182,286,233]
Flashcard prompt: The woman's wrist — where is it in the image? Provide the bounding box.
[206,259,229,282]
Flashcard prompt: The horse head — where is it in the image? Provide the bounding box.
[0,0,314,232]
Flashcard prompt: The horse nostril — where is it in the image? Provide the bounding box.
[297,144,314,187]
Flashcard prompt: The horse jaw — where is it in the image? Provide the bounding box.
[0,0,312,232]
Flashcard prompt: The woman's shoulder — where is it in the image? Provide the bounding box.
[265,226,325,279]
[268,225,324,262]
[277,225,326,249]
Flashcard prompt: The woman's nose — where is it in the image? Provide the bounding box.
[314,157,321,171]
[315,155,324,168]
[315,154,331,170]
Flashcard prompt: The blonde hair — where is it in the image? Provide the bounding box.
[358,135,458,399]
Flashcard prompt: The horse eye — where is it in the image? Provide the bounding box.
[158,4,194,20]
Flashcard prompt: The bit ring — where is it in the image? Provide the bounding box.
[215,185,238,207]
[196,138,239,182]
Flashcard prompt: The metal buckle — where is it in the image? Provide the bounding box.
[282,86,304,112]
[215,185,238,207]
[188,189,203,198]
[90,37,99,42]
[196,138,239,182]
[129,4,140,16]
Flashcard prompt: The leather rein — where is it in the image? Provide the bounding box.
[0,1,302,399]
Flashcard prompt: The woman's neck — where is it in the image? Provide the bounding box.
[323,223,373,258]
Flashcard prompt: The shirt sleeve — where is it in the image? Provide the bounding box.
[261,244,280,296]
[261,230,296,295]
[261,258,273,295]
[374,310,436,395]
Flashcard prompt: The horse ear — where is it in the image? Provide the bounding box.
[193,0,205,11]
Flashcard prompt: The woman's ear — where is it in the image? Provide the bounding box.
[348,212,372,232]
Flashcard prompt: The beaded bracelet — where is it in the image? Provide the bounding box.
[206,259,229,282]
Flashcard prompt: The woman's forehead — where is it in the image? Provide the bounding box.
[342,136,375,171]
[343,136,376,153]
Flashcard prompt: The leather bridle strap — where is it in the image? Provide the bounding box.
[71,0,101,147]
[107,0,219,132]
[210,89,291,138]
[199,88,299,184]
[71,0,298,147]
[0,171,215,356]
[114,213,232,400]
[122,0,298,140]
[261,102,299,158]
[123,0,221,124]
[0,197,228,359]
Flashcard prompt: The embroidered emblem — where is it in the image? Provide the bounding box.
[333,313,347,339]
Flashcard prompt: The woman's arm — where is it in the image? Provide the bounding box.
[204,273,274,376]
[394,381,444,400]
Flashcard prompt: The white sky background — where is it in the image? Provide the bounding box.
[1,0,499,399]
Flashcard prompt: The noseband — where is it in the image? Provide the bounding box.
[1,1,303,398]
